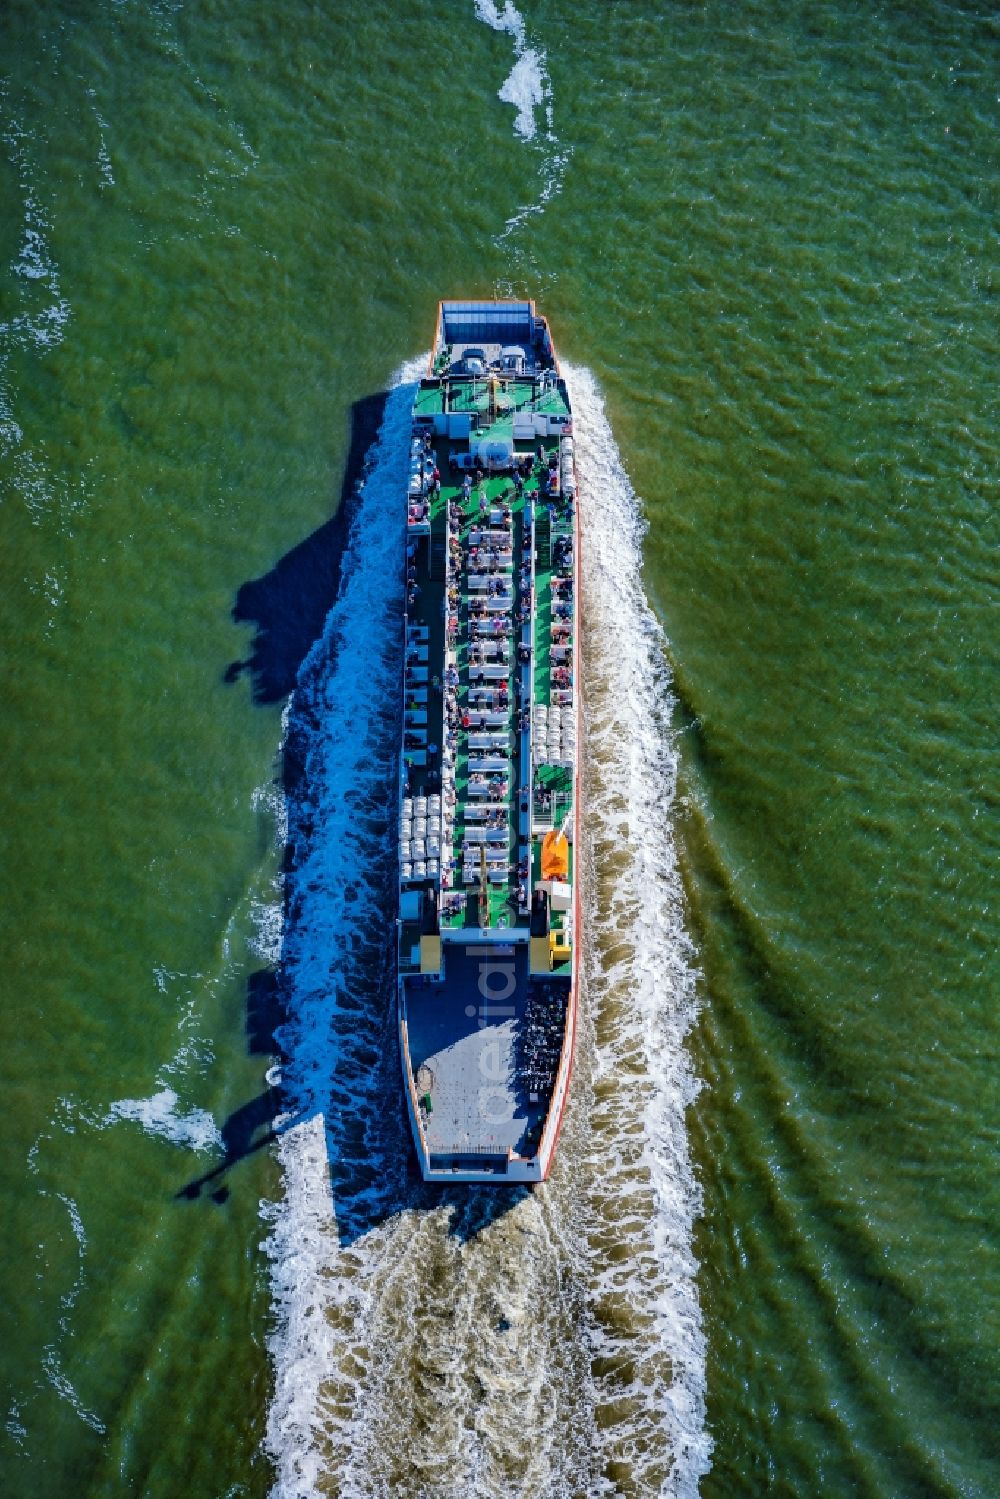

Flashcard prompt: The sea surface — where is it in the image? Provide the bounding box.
[1,3,996,1496]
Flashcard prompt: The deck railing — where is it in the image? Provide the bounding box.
[533,787,572,829]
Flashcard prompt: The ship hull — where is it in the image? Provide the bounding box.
[395,301,581,1183]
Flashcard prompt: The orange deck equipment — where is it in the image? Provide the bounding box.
[540,830,569,882]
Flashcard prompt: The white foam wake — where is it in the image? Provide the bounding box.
[0,97,74,625]
[472,2,571,252]
[474,2,544,140]
[100,1087,222,1154]
[0,108,72,397]
[260,358,710,1497]
[261,363,421,1498]
[566,362,712,1494]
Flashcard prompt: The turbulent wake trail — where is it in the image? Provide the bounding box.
[262,364,710,1498]
[566,365,710,1495]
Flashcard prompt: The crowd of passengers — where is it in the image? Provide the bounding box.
[514,982,567,1097]
[468,773,509,795]
[424,438,576,916]
[553,533,573,572]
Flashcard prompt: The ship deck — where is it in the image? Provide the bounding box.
[399,379,576,952]
[404,947,569,1163]
[397,302,579,1181]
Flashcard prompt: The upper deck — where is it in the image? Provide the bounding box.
[397,302,578,970]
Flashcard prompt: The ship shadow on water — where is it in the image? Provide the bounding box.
[223,391,389,705]
[176,949,531,1242]
[179,386,527,1244]
[175,971,286,1207]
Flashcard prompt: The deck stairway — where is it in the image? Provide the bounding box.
[533,784,572,833]
[429,526,448,581]
[535,509,551,571]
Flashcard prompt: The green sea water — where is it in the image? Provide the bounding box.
[1,3,997,1496]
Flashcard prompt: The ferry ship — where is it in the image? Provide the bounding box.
[397,301,580,1183]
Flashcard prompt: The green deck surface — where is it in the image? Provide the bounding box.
[412,377,570,421]
[403,377,575,940]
